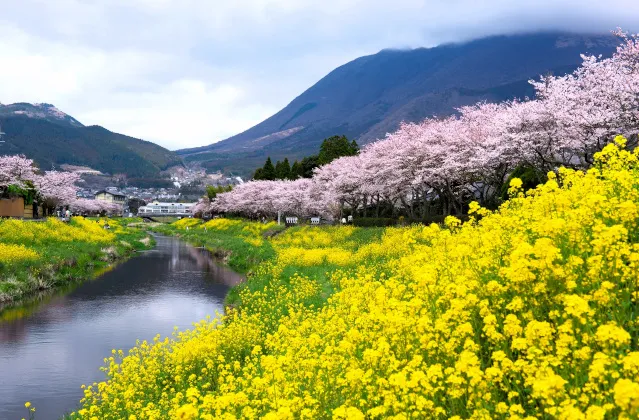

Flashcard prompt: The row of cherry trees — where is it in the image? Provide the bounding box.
[0,155,121,215]
[201,30,639,220]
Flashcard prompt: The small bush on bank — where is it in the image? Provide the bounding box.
[352,217,397,227]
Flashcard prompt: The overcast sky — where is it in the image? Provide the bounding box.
[1,0,638,150]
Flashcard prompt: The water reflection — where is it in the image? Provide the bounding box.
[0,235,239,420]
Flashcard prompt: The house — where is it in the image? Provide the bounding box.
[94,190,126,204]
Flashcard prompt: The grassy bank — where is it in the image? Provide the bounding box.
[0,217,153,308]
[71,141,639,419]
[153,218,382,309]
[151,218,286,274]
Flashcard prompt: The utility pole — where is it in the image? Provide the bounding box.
[0,123,5,145]
[277,210,281,225]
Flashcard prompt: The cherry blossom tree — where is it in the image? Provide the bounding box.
[0,155,112,216]
[514,29,639,169]
[191,198,212,217]
[70,198,121,216]
[210,29,639,221]
[0,155,38,191]
[34,170,81,215]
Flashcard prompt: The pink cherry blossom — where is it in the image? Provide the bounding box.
[0,155,38,190]
[200,30,639,219]
[34,170,81,211]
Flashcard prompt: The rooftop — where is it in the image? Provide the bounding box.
[94,190,126,198]
[143,201,196,207]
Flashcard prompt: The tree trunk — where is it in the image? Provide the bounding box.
[363,195,368,218]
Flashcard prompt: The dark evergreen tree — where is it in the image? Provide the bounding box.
[299,155,319,178]
[261,157,276,181]
[275,158,292,180]
[126,197,146,214]
[251,137,358,181]
[253,167,264,180]
[500,164,547,202]
[317,135,359,165]
[290,160,301,180]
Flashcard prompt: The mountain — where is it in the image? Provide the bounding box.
[178,32,619,175]
[0,103,183,179]
[0,102,83,128]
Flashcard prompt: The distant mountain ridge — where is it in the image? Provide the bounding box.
[0,102,83,128]
[178,32,619,175]
[0,102,183,179]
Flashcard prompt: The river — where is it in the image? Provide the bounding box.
[0,235,242,420]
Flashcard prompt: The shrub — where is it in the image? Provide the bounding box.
[352,217,397,227]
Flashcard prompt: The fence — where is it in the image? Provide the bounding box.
[284,216,323,226]
[0,197,25,217]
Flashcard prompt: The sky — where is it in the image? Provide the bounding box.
[0,0,638,150]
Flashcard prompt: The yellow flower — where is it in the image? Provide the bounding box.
[614,379,639,412]
[175,404,198,419]
[595,323,631,348]
[60,141,639,419]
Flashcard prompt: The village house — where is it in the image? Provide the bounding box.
[94,190,126,204]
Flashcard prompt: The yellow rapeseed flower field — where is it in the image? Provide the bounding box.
[201,218,243,231]
[0,243,39,264]
[174,218,204,229]
[0,217,116,246]
[0,217,149,304]
[72,138,639,419]
[0,217,116,270]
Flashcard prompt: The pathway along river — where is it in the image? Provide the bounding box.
[0,235,242,420]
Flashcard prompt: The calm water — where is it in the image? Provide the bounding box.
[0,235,242,420]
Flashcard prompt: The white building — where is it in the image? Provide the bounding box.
[138,201,196,216]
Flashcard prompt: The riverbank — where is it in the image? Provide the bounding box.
[152,218,285,274]
[0,217,154,308]
[0,234,231,420]
[71,143,639,419]
[151,218,382,309]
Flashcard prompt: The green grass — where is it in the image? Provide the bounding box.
[153,220,384,314]
[152,220,285,273]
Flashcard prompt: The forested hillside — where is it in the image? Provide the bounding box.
[0,103,182,177]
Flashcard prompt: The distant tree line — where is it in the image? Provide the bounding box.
[126,197,147,214]
[206,184,233,200]
[127,178,174,189]
[252,135,359,181]
[0,116,183,179]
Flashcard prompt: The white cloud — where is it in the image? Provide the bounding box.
[76,80,277,149]
[1,0,638,150]
[0,23,280,149]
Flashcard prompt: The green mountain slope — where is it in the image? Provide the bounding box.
[178,32,619,175]
[0,103,182,177]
